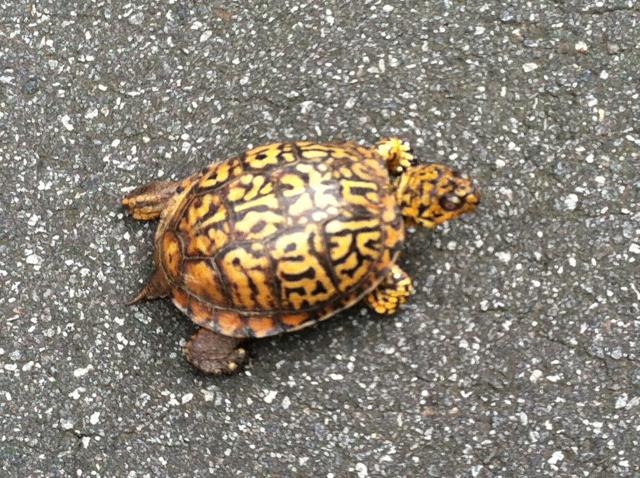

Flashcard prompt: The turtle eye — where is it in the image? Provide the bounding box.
[440,193,463,211]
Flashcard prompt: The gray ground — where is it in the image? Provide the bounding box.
[1,1,639,477]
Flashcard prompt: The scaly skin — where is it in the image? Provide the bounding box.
[396,163,480,228]
[184,328,247,374]
[375,137,415,174]
[366,264,414,315]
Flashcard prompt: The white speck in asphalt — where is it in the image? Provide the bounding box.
[530,369,543,383]
[60,114,74,131]
[26,253,42,265]
[563,193,579,211]
[355,463,368,478]
[69,387,85,400]
[73,364,94,377]
[548,451,564,465]
[325,9,335,25]
[300,101,314,114]
[85,107,99,119]
[625,397,640,409]
[625,135,640,146]
[496,251,511,263]
[575,41,588,53]
[522,62,538,72]
[263,390,277,404]
[518,412,528,426]
[615,393,628,409]
[60,418,75,431]
[202,389,215,402]
[89,411,100,425]
[129,12,143,25]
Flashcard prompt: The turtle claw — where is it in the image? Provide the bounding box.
[375,137,415,175]
[366,265,414,315]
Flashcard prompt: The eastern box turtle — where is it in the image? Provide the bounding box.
[122,137,479,374]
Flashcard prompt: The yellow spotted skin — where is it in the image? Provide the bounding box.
[365,264,414,314]
[396,163,480,228]
[375,137,415,174]
[153,141,406,338]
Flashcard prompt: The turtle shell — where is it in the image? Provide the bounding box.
[155,141,405,338]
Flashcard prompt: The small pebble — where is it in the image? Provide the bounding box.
[575,41,588,53]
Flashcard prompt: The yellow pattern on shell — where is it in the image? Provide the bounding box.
[155,140,405,338]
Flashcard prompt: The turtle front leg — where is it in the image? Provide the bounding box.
[121,179,182,220]
[375,137,415,175]
[184,328,248,374]
[365,265,415,315]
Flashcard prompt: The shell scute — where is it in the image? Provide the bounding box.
[183,259,228,305]
[269,225,338,310]
[244,142,297,170]
[215,243,279,311]
[197,156,243,192]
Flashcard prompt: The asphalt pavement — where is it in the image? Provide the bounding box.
[1,1,639,476]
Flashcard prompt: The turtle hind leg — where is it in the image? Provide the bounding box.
[127,267,170,305]
[121,179,181,220]
[375,137,415,175]
[184,328,247,374]
[365,265,415,315]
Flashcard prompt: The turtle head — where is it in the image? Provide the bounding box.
[396,164,480,228]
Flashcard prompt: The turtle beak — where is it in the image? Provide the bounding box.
[465,179,480,210]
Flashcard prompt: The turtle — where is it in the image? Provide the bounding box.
[122,137,479,374]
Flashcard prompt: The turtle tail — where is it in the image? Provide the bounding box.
[128,268,170,305]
